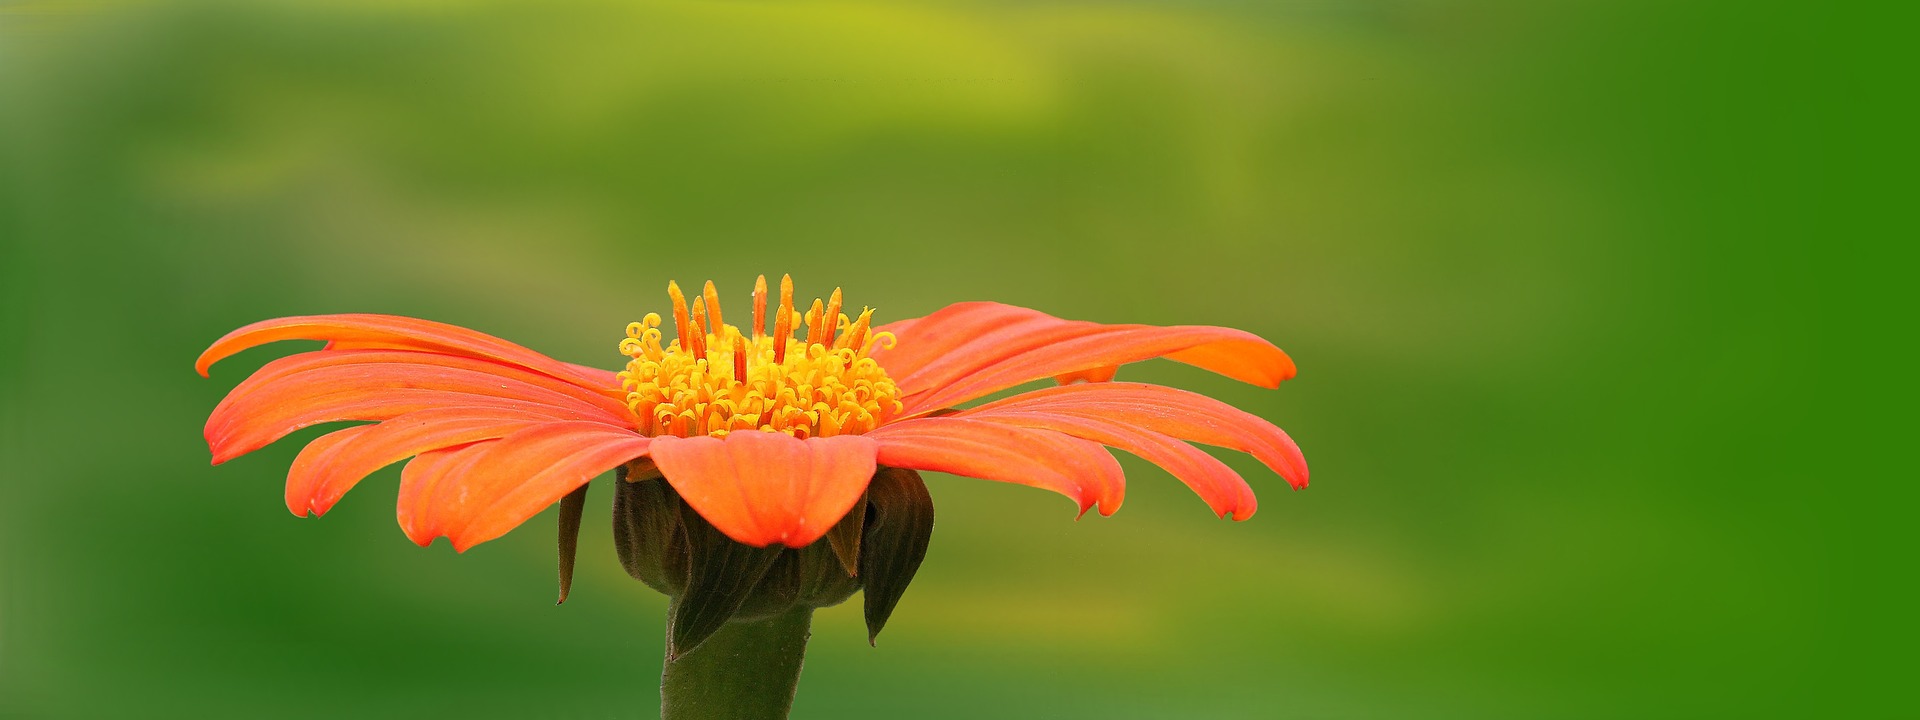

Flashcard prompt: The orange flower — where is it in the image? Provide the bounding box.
[198,275,1308,553]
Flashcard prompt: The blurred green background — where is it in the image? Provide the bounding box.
[0,0,1860,717]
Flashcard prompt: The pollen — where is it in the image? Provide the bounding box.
[618,275,902,439]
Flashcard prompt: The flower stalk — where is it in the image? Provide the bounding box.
[660,606,813,720]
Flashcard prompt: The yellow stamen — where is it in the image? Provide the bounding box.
[619,277,902,440]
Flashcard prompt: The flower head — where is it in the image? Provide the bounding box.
[619,277,900,440]
[199,275,1307,646]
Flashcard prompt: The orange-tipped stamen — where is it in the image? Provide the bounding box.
[732,333,749,382]
[667,281,693,351]
[840,308,874,352]
[689,297,709,359]
[702,281,724,331]
[822,288,843,346]
[752,275,768,340]
[805,298,825,347]
[773,275,795,363]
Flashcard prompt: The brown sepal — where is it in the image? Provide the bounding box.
[555,482,590,604]
[824,491,868,577]
[860,466,934,645]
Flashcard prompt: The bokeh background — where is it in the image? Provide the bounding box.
[0,0,1864,717]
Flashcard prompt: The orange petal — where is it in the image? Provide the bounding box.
[867,417,1124,517]
[960,382,1308,489]
[872,302,1295,415]
[284,425,376,515]
[206,350,632,463]
[427,422,654,552]
[397,441,497,546]
[951,410,1255,519]
[649,432,879,548]
[285,407,560,517]
[1054,365,1118,385]
[868,317,919,346]
[196,313,621,399]
[866,305,1014,382]
[217,349,628,421]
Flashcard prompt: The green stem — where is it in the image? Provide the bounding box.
[661,607,814,720]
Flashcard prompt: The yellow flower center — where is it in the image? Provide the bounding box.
[618,275,902,439]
